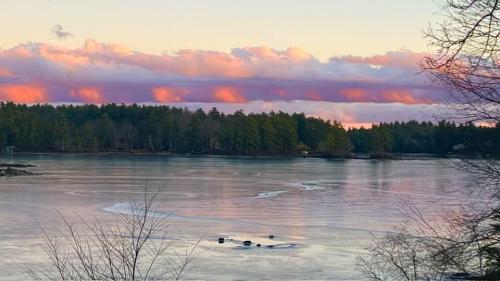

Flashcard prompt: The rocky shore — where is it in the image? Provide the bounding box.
[0,163,37,176]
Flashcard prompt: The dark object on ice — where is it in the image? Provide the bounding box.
[256,244,261,247]
[267,245,274,248]
[218,237,225,244]
[242,240,252,246]
[0,163,38,177]
[268,235,275,239]
[0,167,35,176]
[0,163,36,168]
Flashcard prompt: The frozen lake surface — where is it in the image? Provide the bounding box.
[0,155,472,280]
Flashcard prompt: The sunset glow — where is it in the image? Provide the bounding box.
[0,84,46,103]
[71,88,105,104]
[1,2,497,280]
[0,0,445,124]
[152,87,188,103]
[214,87,246,103]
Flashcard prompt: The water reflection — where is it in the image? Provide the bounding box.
[0,155,472,280]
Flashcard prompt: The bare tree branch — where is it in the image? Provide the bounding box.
[23,184,199,281]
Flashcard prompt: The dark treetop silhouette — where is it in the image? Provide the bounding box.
[0,102,498,157]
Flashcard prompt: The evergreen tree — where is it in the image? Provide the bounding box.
[96,114,115,151]
[370,125,392,158]
[318,123,351,157]
[0,103,496,157]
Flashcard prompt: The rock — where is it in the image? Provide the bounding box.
[0,167,35,177]
[0,163,36,168]
[268,235,275,239]
[267,245,274,248]
[218,237,225,244]
[242,240,252,246]
[256,244,261,247]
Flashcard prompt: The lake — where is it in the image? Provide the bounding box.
[0,155,473,280]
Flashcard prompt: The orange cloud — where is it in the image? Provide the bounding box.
[0,68,14,77]
[0,84,46,103]
[83,39,133,56]
[71,88,105,104]
[38,44,89,67]
[0,41,438,105]
[152,87,188,103]
[5,45,33,58]
[381,89,433,105]
[173,50,250,78]
[286,47,312,61]
[341,88,366,102]
[213,86,246,103]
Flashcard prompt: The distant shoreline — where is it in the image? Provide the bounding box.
[2,151,457,160]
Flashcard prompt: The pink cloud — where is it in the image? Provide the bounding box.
[173,50,250,78]
[83,39,133,56]
[0,84,47,103]
[70,87,105,104]
[38,44,89,67]
[341,88,367,102]
[152,87,188,103]
[79,39,251,78]
[213,86,246,103]
[381,89,433,105]
[0,40,441,106]
[338,50,425,68]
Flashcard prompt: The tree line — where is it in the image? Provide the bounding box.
[0,102,498,157]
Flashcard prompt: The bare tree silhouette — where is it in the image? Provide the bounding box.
[23,185,200,281]
[423,0,499,124]
[358,1,499,280]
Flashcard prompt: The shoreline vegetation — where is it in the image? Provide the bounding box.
[0,163,36,176]
[4,151,468,160]
[0,102,498,159]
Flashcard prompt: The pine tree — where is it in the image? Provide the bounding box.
[370,125,392,158]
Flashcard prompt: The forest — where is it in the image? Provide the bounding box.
[0,102,498,157]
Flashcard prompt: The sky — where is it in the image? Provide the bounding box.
[0,0,445,127]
